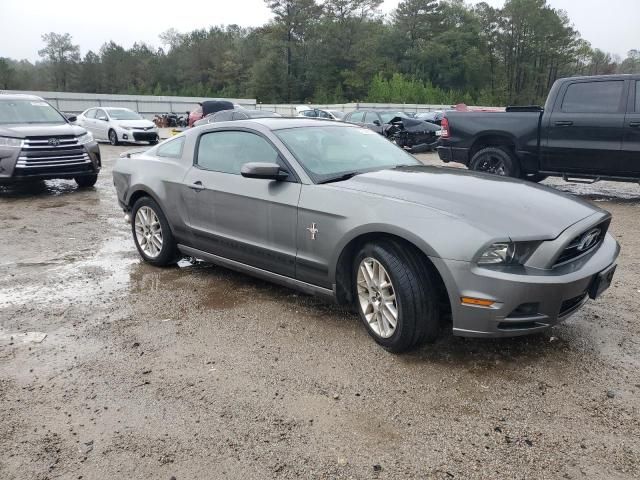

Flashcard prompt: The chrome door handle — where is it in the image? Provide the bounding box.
[189,181,204,191]
[554,121,573,126]
[630,122,640,128]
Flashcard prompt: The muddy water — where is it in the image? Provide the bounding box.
[0,148,639,479]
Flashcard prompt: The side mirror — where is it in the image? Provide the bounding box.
[67,115,77,123]
[98,116,108,121]
[372,119,381,126]
[241,162,288,181]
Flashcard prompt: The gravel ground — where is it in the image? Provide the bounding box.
[1,146,639,479]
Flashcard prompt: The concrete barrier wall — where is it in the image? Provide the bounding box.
[1,90,502,118]
[0,90,257,119]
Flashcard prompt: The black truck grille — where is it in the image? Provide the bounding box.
[16,136,92,173]
[553,221,609,267]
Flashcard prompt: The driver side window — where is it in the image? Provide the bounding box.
[197,131,279,175]
[96,109,107,121]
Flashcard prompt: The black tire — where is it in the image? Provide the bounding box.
[130,196,177,267]
[524,173,548,183]
[108,129,119,146]
[75,174,98,188]
[470,146,520,178]
[149,139,159,145]
[352,240,440,353]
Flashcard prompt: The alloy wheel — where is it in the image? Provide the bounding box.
[477,153,507,175]
[357,257,398,339]
[134,206,163,258]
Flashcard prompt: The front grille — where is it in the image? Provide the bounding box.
[132,131,157,141]
[553,221,609,267]
[16,136,91,172]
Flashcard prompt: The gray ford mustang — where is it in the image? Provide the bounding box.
[113,118,620,352]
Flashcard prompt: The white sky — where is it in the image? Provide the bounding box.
[0,0,637,62]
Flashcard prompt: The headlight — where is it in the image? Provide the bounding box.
[477,241,540,266]
[77,132,94,144]
[121,126,132,131]
[0,136,22,148]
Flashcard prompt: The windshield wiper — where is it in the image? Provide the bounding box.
[317,171,361,184]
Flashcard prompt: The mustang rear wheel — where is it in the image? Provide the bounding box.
[131,197,177,266]
[353,240,440,353]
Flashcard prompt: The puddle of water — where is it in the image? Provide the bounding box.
[0,179,86,199]
[0,234,140,308]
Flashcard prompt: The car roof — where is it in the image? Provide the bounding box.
[0,93,45,101]
[234,117,354,130]
[102,107,133,111]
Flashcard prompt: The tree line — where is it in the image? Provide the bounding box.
[0,0,638,106]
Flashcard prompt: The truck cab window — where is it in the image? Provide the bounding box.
[561,81,624,114]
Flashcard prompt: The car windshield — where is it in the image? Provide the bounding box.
[275,126,420,183]
[0,99,66,125]
[108,109,143,120]
[379,112,409,123]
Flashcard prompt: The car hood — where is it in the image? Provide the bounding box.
[332,166,602,239]
[0,123,86,138]
[112,119,155,128]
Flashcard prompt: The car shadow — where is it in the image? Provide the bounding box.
[0,179,93,199]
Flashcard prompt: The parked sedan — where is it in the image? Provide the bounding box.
[344,110,442,152]
[297,107,345,121]
[193,109,280,127]
[77,107,159,146]
[113,119,619,353]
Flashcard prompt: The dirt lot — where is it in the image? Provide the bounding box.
[1,146,639,479]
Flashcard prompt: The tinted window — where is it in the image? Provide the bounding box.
[349,111,364,122]
[636,81,640,112]
[197,131,279,175]
[318,110,332,119]
[156,137,185,158]
[303,110,317,117]
[561,81,624,113]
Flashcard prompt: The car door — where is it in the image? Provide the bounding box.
[622,79,640,174]
[94,109,110,140]
[181,129,301,277]
[542,79,627,175]
[363,112,383,134]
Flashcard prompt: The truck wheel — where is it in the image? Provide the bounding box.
[353,240,440,353]
[470,146,520,178]
[131,196,177,267]
[75,174,98,188]
[108,129,119,146]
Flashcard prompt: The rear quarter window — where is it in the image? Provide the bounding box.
[156,136,185,158]
[561,81,624,113]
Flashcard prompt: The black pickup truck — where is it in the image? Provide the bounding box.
[438,74,640,183]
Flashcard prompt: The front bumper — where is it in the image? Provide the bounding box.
[0,141,101,183]
[432,233,620,337]
[117,127,159,143]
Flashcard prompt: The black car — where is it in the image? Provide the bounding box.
[344,110,442,153]
[438,74,640,183]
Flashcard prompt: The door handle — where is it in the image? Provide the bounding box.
[554,121,573,127]
[189,181,204,191]
[630,122,640,128]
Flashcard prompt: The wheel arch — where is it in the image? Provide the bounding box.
[332,229,450,317]
[469,132,519,160]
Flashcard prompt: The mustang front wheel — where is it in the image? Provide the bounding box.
[131,197,177,266]
[353,241,440,352]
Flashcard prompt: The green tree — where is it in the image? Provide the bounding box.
[38,32,81,90]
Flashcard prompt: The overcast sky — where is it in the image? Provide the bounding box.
[0,0,637,62]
